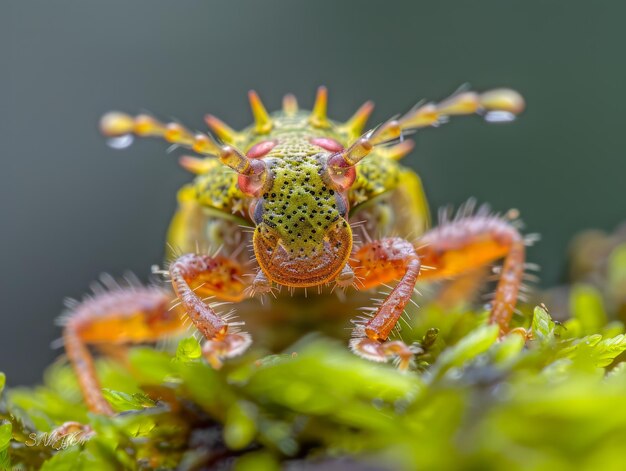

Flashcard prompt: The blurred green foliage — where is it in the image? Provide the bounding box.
[3,232,626,470]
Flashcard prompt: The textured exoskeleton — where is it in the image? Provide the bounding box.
[62,86,529,415]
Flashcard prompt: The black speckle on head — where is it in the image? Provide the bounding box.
[260,154,344,257]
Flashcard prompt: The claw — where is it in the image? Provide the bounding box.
[251,271,274,295]
[350,337,420,371]
[508,326,531,341]
[202,332,252,369]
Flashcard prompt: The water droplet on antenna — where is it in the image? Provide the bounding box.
[483,111,517,123]
[106,134,134,149]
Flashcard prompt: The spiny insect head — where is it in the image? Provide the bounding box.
[99,86,525,289]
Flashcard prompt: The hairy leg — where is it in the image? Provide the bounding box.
[62,284,179,415]
[348,237,422,370]
[434,267,489,310]
[417,212,526,333]
[63,253,250,415]
[347,211,528,369]
[168,253,251,369]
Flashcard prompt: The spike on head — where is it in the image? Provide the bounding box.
[204,114,239,144]
[248,90,273,134]
[309,86,329,128]
[342,100,375,138]
[282,93,298,116]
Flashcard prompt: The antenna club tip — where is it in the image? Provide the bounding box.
[99,111,134,137]
[480,88,526,115]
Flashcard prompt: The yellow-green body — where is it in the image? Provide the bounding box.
[168,110,430,262]
[163,108,429,343]
[76,86,526,412]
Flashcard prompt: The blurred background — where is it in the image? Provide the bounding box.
[2,1,624,385]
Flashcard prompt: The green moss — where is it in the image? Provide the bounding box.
[3,235,626,470]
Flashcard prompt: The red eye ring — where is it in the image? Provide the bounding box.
[310,137,344,153]
[247,140,276,159]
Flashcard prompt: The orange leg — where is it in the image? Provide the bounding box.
[348,214,527,369]
[434,266,489,310]
[168,253,251,369]
[63,253,250,415]
[63,284,181,415]
[417,213,526,333]
[64,327,114,415]
[349,238,422,370]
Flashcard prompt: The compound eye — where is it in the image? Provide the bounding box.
[251,199,265,225]
[335,193,348,218]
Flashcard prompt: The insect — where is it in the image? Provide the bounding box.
[63,86,528,415]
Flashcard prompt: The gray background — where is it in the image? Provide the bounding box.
[2,1,625,385]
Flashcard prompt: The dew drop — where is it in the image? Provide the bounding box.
[483,111,517,123]
[106,134,134,149]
